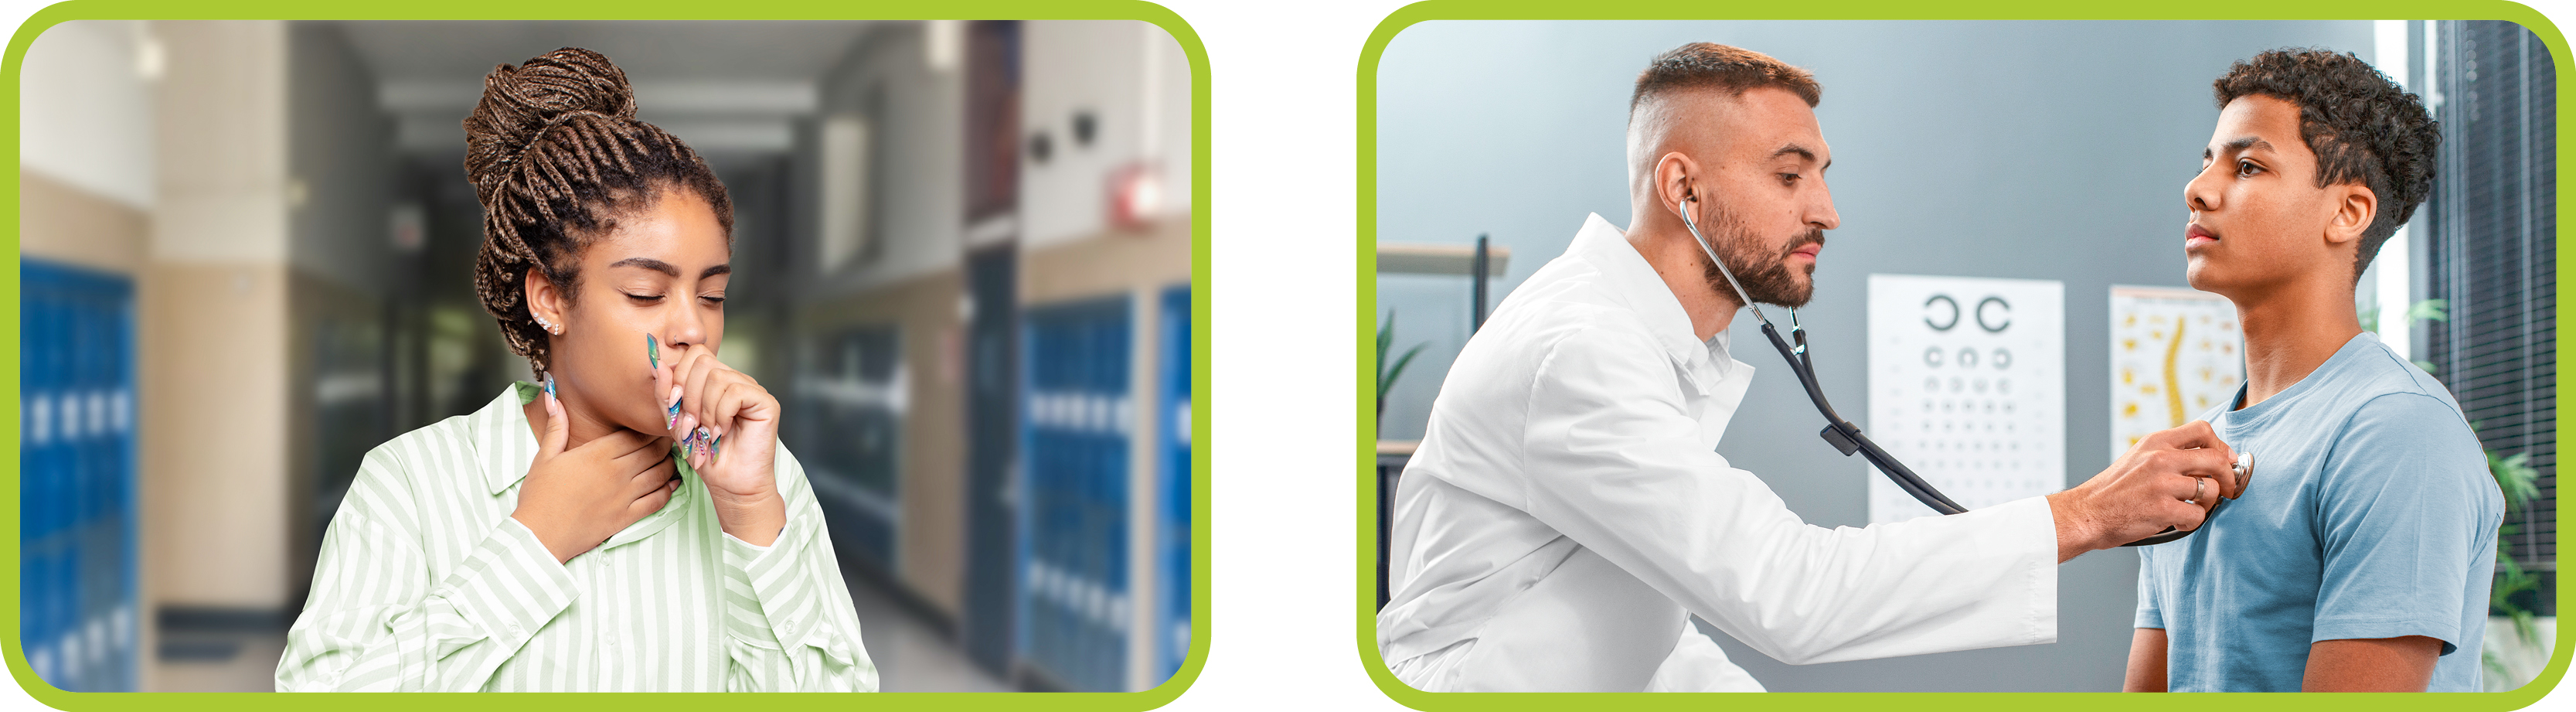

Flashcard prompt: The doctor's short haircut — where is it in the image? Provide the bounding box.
[465,47,734,376]
[1629,43,1822,115]
[2213,48,2438,283]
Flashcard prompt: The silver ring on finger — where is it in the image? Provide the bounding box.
[2190,477,2205,505]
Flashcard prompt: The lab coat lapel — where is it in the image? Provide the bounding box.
[1570,213,1757,438]
[1571,214,1713,376]
[1695,334,1757,442]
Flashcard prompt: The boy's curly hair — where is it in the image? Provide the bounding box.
[2214,48,2438,282]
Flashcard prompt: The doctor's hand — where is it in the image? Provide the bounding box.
[2046,421,2242,562]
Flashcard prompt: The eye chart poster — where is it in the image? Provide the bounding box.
[2108,286,2244,457]
[1867,274,2064,523]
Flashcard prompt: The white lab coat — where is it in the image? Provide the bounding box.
[1376,213,2060,692]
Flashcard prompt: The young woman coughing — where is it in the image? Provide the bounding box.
[276,48,876,693]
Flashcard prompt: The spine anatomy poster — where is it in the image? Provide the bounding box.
[2108,285,2244,458]
[1866,274,2064,523]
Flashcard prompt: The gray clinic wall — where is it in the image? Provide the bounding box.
[1374,20,2375,692]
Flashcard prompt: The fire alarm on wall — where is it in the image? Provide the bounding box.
[1108,161,1162,233]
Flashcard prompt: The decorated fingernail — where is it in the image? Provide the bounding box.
[666,398,682,429]
[648,334,660,369]
[543,373,556,399]
[710,434,721,459]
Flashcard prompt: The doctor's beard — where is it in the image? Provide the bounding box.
[1698,205,1822,308]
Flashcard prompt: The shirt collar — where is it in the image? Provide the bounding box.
[473,380,697,550]
[1567,213,1744,379]
[477,381,543,495]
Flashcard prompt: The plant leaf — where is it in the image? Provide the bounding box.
[2408,298,2448,323]
[2489,450,2540,508]
[1381,343,1427,402]
[1377,311,1395,368]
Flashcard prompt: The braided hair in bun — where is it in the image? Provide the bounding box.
[464,47,733,376]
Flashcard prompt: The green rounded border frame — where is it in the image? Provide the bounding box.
[0,0,1213,707]
[1353,2,2571,709]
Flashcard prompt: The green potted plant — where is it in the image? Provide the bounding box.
[1376,311,1427,438]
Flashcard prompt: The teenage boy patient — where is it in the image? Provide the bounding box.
[2125,49,2500,693]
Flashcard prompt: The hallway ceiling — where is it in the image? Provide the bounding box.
[334,21,882,159]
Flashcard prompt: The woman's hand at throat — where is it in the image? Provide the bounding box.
[655,342,787,546]
[513,376,681,564]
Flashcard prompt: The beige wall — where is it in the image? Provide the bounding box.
[1019,216,1190,305]
[19,171,148,272]
[138,264,292,609]
[144,19,295,613]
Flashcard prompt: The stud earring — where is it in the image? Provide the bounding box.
[535,315,561,335]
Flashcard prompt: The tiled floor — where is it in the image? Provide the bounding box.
[151,633,286,692]
[845,572,1012,692]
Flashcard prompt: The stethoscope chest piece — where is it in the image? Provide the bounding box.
[2124,449,2254,547]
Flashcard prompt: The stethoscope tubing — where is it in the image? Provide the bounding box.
[1751,320,1967,516]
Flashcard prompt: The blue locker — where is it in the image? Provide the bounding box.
[1018,297,1131,691]
[19,260,139,692]
[1155,286,1189,683]
[795,325,904,571]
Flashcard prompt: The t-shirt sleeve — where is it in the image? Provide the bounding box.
[2133,553,2164,629]
[2311,392,2500,656]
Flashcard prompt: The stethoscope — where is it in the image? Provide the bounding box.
[1676,196,2246,547]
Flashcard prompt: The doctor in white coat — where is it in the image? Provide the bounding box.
[1376,43,2244,693]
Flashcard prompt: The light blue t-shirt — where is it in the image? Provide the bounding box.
[2135,332,2501,692]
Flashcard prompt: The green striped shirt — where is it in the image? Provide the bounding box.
[275,382,878,691]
